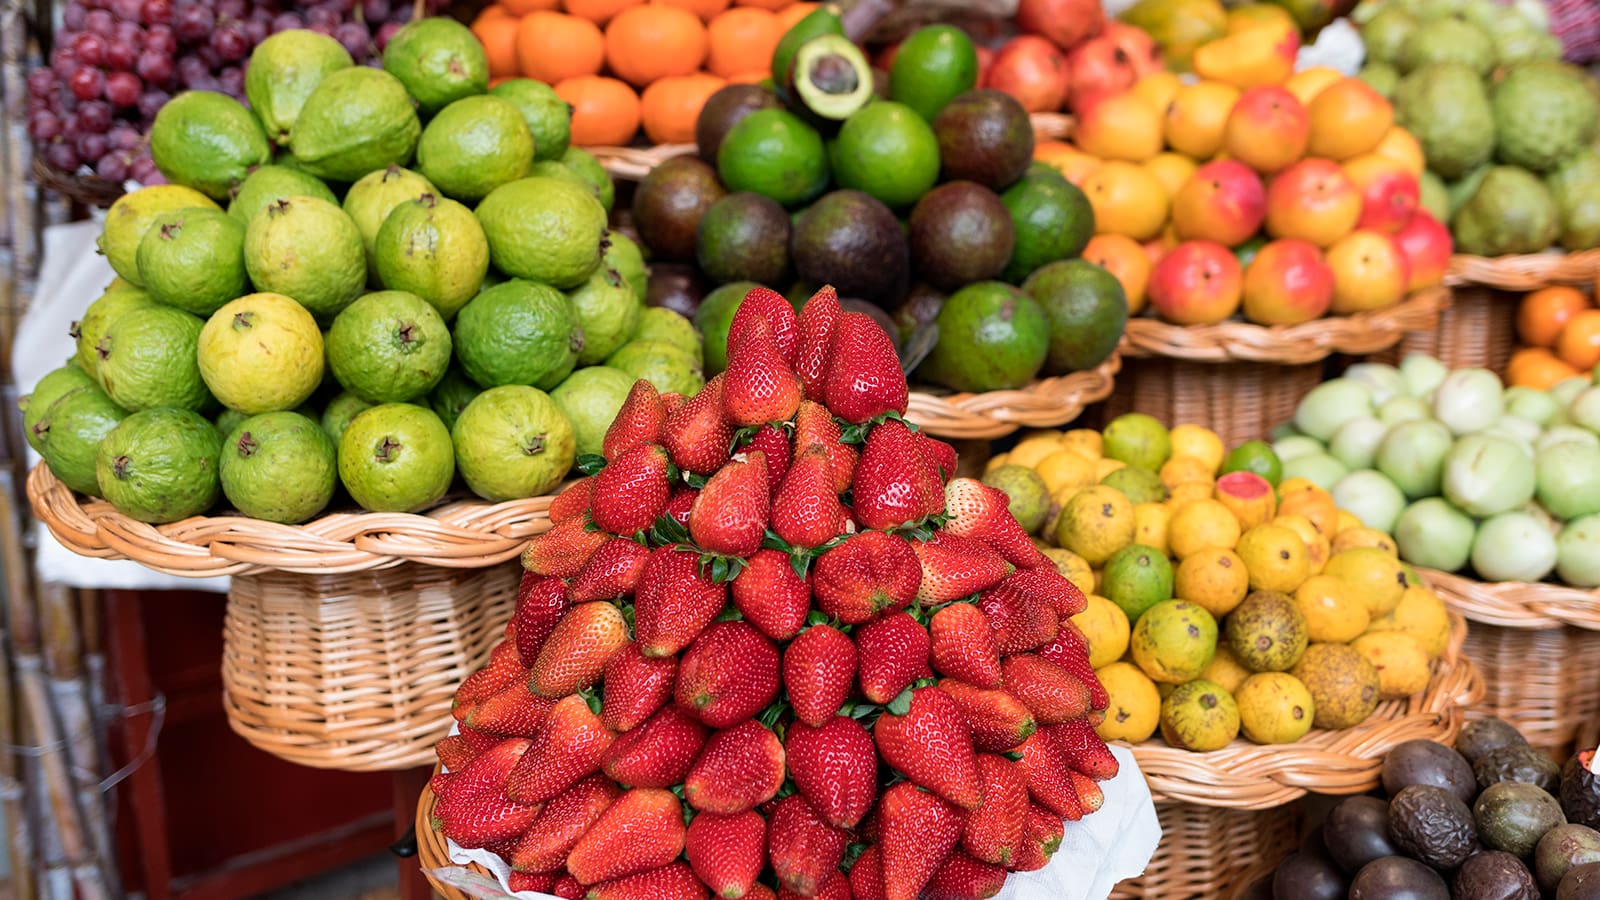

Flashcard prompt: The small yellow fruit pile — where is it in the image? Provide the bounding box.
[981,416,1453,751]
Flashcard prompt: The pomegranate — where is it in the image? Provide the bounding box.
[1015,0,1105,52]
[1063,34,1139,115]
[985,35,1069,113]
[1102,21,1162,79]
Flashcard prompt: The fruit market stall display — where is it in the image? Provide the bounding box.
[1242,719,1600,898]
[1273,357,1600,755]
[413,284,1160,900]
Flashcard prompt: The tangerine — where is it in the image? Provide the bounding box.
[1370,127,1425,178]
[502,0,561,10]
[1507,347,1582,390]
[1306,77,1392,160]
[555,75,642,145]
[562,0,644,24]
[1083,233,1152,315]
[656,0,732,20]
[1076,92,1164,162]
[1557,308,1600,370]
[516,12,606,83]
[1083,160,1169,241]
[705,7,783,78]
[774,2,818,29]
[1164,81,1240,160]
[472,9,522,79]
[640,72,726,143]
[605,3,709,87]
[1517,285,1590,348]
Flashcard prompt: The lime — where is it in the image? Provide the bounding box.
[416,95,533,203]
[562,147,615,212]
[889,25,979,122]
[428,367,481,432]
[633,307,703,361]
[829,101,940,209]
[454,279,583,389]
[717,108,829,207]
[1102,413,1173,472]
[149,90,271,201]
[381,17,489,116]
[243,195,366,318]
[321,391,376,447]
[1103,543,1176,622]
[603,231,649,302]
[198,293,326,414]
[136,207,248,316]
[245,30,353,143]
[1221,440,1284,487]
[229,165,339,226]
[327,290,453,403]
[605,340,706,396]
[73,282,155,377]
[980,463,1050,533]
[289,67,421,182]
[98,185,220,285]
[551,365,636,458]
[373,193,490,319]
[568,267,642,366]
[97,306,212,411]
[918,281,1048,391]
[338,403,455,512]
[38,385,128,496]
[476,176,607,289]
[344,165,437,282]
[491,79,572,162]
[452,386,574,501]
[692,280,761,375]
[96,408,221,523]
[1022,259,1129,374]
[22,364,97,454]
[1001,174,1094,283]
[220,411,337,523]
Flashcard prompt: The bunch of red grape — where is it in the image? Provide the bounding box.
[27,0,450,187]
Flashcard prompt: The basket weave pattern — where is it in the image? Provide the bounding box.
[906,352,1121,439]
[1108,802,1301,900]
[223,562,516,771]
[1102,358,1324,449]
[1422,568,1600,632]
[1446,250,1600,291]
[1377,286,1516,374]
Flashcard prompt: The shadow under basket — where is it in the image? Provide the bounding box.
[222,562,517,771]
[1100,357,1325,448]
[1109,801,1302,900]
[1376,285,1518,374]
[1462,623,1600,758]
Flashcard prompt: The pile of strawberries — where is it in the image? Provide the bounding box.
[430,286,1118,900]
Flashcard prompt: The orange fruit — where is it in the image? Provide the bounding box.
[706,7,783,79]
[556,75,643,145]
[726,69,769,83]
[775,2,819,30]
[473,9,522,79]
[502,0,561,11]
[1518,286,1590,348]
[656,0,732,20]
[1083,233,1153,316]
[516,12,606,83]
[1557,308,1600,370]
[735,0,793,7]
[605,3,709,87]
[640,72,726,143]
[1082,160,1170,241]
[563,0,644,24]
[1076,92,1164,163]
[1163,81,1240,160]
[1508,347,1583,390]
[1034,140,1102,187]
[1144,152,1198,199]
[1283,66,1342,106]
[1370,127,1425,178]
[1306,77,1393,160]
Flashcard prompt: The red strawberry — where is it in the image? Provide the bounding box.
[929,603,1003,689]
[918,434,959,481]
[455,640,526,718]
[514,574,573,666]
[742,423,791,495]
[685,811,766,899]
[925,850,1007,900]
[937,681,1037,753]
[961,755,1028,867]
[770,444,848,550]
[731,548,812,641]
[465,679,557,738]
[436,726,505,770]
[689,450,770,556]
[665,486,698,525]
[823,312,909,424]
[506,694,616,804]
[675,621,781,728]
[570,537,651,604]
[793,400,857,492]
[813,532,922,624]
[848,845,888,900]
[510,775,620,873]
[1036,622,1110,711]
[661,392,688,416]
[1017,804,1065,872]
[1003,654,1090,725]
[793,286,841,402]
[783,624,857,727]
[663,373,735,475]
[600,643,677,733]
[778,872,850,900]
[530,601,630,698]
[978,583,1058,655]
[723,315,803,426]
[1004,565,1088,618]
[1016,731,1084,821]
[550,477,595,524]
[591,443,672,536]
[874,686,983,810]
[878,781,963,900]
[601,704,707,788]
[603,380,665,461]
[522,515,609,578]
[854,611,931,705]
[1071,770,1105,813]
[684,719,785,814]
[1047,716,1120,782]
[852,420,942,530]
[585,863,709,900]
[785,715,878,829]
[942,479,1047,569]
[554,874,584,899]
[565,788,687,885]
[911,532,1013,604]
[430,769,453,797]
[729,285,800,364]
[634,545,729,658]
[507,872,556,893]
[766,794,850,897]
[433,738,541,847]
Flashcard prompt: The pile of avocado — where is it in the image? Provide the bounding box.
[1244,718,1600,899]
[630,10,1125,395]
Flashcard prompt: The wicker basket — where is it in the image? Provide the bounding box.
[1109,802,1303,900]
[1446,250,1600,291]
[31,156,127,208]
[223,562,516,771]
[905,351,1121,439]
[1423,568,1600,757]
[1101,357,1324,448]
[1376,285,1517,373]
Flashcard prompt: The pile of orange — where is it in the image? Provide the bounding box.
[1509,285,1600,388]
[471,0,813,146]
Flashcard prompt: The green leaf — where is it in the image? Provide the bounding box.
[841,842,867,872]
[805,610,830,627]
[684,471,708,489]
[1003,750,1025,762]
[575,453,607,476]
[758,703,787,730]
[885,687,914,716]
[839,423,867,445]
[911,676,938,690]
[715,605,743,622]
[789,551,811,581]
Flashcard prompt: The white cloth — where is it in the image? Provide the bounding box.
[430,744,1161,900]
[12,221,228,592]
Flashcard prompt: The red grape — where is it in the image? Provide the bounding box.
[97,151,131,182]
[63,4,87,29]
[243,18,268,44]
[141,0,171,25]
[105,39,138,71]
[271,12,303,32]
[135,48,172,84]
[27,68,55,99]
[105,72,142,107]
[113,21,144,48]
[216,0,247,20]
[76,100,113,132]
[68,67,104,101]
[50,47,78,78]
[173,4,211,43]
[137,89,168,119]
[131,157,163,184]
[362,0,391,23]
[76,132,109,162]
[109,124,141,150]
[218,67,245,98]
[147,26,176,55]
[211,25,250,62]
[110,0,143,21]
[72,32,106,66]
[29,110,62,141]
[375,21,403,51]
[334,22,369,57]
[84,9,115,36]
[306,7,338,28]
[45,141,81,172]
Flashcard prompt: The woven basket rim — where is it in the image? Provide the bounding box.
[905,351,1121,440]
[1121,285,1452,365]
[1422,567,1600,632]
[1445,249,1600,291]
[1126,609,1483,809]
[418,776,476,900]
